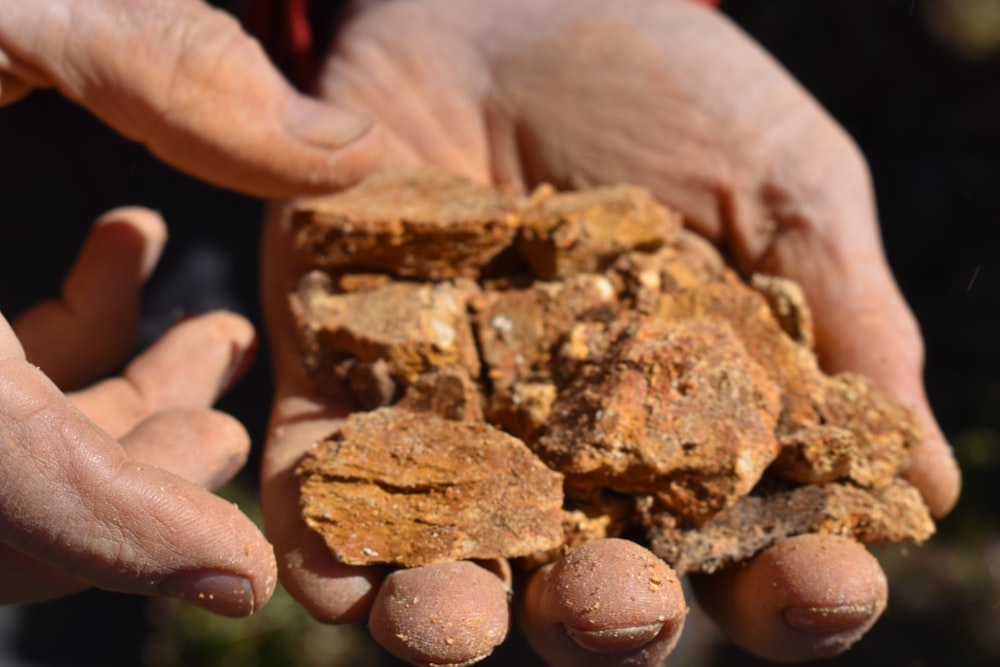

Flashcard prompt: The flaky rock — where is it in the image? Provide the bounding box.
[641,479,935,574]
[773,372,919,488]
[290,166,935,572]
[298,408,566,567]
[292,167,519,280]
[534,317,782,525]
[292,273,482,390]
[517,183,682,280]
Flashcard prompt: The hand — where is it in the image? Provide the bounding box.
[0,0,384,197]
[1,207,276,617]
[261,0,961,663]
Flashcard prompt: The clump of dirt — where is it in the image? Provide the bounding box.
[291,167,934,573]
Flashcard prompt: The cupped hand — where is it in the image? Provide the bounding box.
[0,208,276,617]
[261,0,960,664]
[0,0,384,197]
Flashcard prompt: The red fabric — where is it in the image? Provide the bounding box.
[247,0,321,89]
[249,0,722,89]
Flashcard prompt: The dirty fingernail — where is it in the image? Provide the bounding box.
[283,95,373,149]
[160,570,255,617]
[565,621,665,653]
[783,603,880,635]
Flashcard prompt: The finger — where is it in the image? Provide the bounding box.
[70,310,256,440]
[0,0,383,197]
[691,534,888,663]
[520,539,687,667]
[0,406,251,605]
[899,401,959,520]
[116,408,250,492]
[0,317,275,616]
[793,258,960,518]
[13,207,167,390]
[369,561,512,666]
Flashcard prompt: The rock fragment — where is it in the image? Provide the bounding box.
[517,183,682,280]
[297,407,566,567]
[641,479,935,575]
[534,317,782,525]
[292,167,519,280]
[290,167,935,572]
[292,274,482,391]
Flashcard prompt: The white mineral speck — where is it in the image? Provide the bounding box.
[428,316,456,347]
[594,276,616,299]
[491,314,514,332]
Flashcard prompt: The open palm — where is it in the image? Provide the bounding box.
[261,1,959,665]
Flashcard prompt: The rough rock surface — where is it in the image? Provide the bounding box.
[640,479,934,574]
[291,167,934,572]
[291,167,519,280]
[298,407,565,567]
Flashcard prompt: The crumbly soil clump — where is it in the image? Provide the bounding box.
[292,167,934,574]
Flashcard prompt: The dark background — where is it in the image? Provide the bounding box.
[1,1,997,665]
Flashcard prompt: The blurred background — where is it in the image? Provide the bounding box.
[0,1,997,665]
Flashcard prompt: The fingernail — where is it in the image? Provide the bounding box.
[783,603,879,635]
[160,570,255,617]
[283,95,373,149]
[564,621,665,654]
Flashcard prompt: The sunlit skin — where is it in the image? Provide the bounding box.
[1,0,381,617]
[0,209,276,616]
[260,1,959,665]
[1,0,959,664]
[0,0,383,196]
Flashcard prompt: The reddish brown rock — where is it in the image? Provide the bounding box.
[292,273,482,389]
[609,232,728,314]
[297,407,566,567]
[517,183,682,280]
[534,317,783,525]
[657,276,814,387]
[289,167,934,573]
[396,366,485,423]
[641,479,934,575]
[292,167,519,280]
[473,273,620,393]
[772,371,919,488]
[486,381,558,444]
[750,272,815,348]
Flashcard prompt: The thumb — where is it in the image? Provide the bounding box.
[0,319,275,616]
[804,256,961,519]
[0,0,383,197]
[743,127,961,518]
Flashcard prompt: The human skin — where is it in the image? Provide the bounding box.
[0,208,277,616]
[0,0,958,659]
[260,0,961,665]
[0,0,384,197]
[0,0,387,616]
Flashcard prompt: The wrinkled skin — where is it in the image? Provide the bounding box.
[1,208,276,616]
[0,0,383,196]
[261,1,960,665]
[1,0,384,617]
[0,0,960,662]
